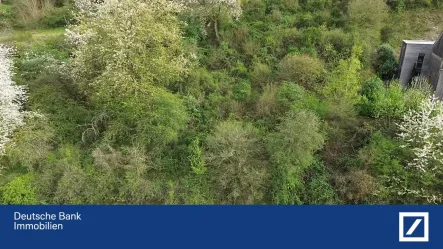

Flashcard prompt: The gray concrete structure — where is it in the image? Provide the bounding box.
[398,33,443,98]
[398,40,434,87]
[431,33,443,98]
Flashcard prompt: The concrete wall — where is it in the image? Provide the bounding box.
[399,42,434,87]
[429,53,442,90]
[434,71,443,98]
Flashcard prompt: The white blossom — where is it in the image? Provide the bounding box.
[0,45,27,156]
[397,97,443,172]
[176,0,242,20]
[74,0,98,15]
[65,28,95,47]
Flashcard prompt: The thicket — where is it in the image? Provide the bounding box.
[1,0,443,204]
[0,0,72,30]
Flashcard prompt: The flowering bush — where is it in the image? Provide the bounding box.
[0,46,27,157]
[397,97,443,172]
[68,0,192,149]
[174,0,242,43]
[176,0,242,20]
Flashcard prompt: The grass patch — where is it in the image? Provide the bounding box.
[0,27,65,47]
[384,9,443,51]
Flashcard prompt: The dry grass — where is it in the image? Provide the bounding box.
[386,9,443,50]
[13,0,54,27]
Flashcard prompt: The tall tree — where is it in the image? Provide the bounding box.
[176,0,242,43]
[68,0,191,149]
[267,109,325,204]
[0,46,27,157]
[205,120,268,204]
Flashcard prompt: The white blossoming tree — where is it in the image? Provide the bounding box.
[176,0,242,43]
[68,0,191,149]
[397,97,443,172]
[0,46,27,158]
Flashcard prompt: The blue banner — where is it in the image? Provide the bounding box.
[0,205,440,248]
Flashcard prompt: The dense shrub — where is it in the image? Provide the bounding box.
[206,120,269,204]
[373,44,398,80]
[0,4,14,30]
[250,62,272,89]
[1,174,38,204]
[2,0,442,205]
[267,109,325,204]
[278,54,325,90]
[40,5,73,28]
[302,160,339,204]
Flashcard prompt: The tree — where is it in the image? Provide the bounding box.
[397,97,443,172]
[205,120,268,204]
[323,44,363,106]
[0,46,27,157]
[68,0,191,149]
[358,76,385,117]
[278,54,325,90]
[267,109,325,204]
[373,44,398,80]
[176,0,242,44]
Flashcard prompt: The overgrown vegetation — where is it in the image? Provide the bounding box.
[1,0,443,204]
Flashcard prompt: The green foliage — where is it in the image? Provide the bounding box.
[277,81,306,110]
[348,0,389,43]
[373,81,405,121]
[358,76,384,117]
[1,174,38,204]
[233,81,252,101]
[303,160,339,204]
[40,4,73,28]
[276,81,326,116]
[188,137,206,175]
[358,131,405,176]
[10,0,72,28]
[359,78,422,125]
[323,44,362,106]
[250,62,272,89]
[206,120,269,204]
[255,84,279,119]
[0,4,14,30]
[5,114,55,171]
[387,0,441,9]
[70,0,191,150]
[2,0,443,205]
[373,44,398,80]
[267,109,325,204]
[267,109,325,173]
[278,54,325,90]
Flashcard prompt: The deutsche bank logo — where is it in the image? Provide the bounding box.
[399,212,429,242]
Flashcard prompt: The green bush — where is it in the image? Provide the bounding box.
[40,5,73,28]
[0,4,14,30]
[233,81,252,101]
[1,174,38,204]
[206,120,269,204]
[277,81,327,116]
[373,44,398,80]
[358,131,405,175]
[250,62,272,89]
[303,160,339,204]
[358,77,407,123]
[278,54,325,90]
[277,81,306,110]
[358,76,385,117]
[267,109,325,204]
